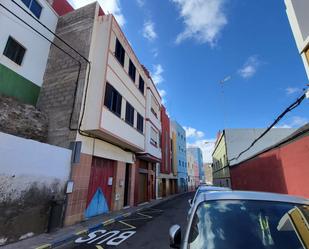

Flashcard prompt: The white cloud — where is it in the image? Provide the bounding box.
[285,87,301,95]
[188,139,216,163]
[151,64,164,85]
[70,0,125,26]
[171,0,228,46]
[183,126,205,139]
[136,0,144,7]
[152,48,159,58]
[238,56,260,79]
[275,116,308,128]
[143,21,157,41]
[158,89,167,104]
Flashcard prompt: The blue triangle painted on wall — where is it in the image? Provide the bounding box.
[85,187,109,218]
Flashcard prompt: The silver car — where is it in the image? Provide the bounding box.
[170,191,309,249]
[188,186,231,219]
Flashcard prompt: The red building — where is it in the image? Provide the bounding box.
[157,106,177,197]
[230,125,309,198]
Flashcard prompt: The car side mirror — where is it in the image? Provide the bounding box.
[188,199,192,206]
[169,224,181,248]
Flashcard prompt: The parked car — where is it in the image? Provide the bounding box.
[187,186,231,219]
[170,191,309,249]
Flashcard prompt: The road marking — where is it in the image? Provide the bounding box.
[118,220,136,230]
[137,212,152,218]
[35,244,51,249]
[103,219,115,226]
[123,212,131,217]
[96,245,104,249]
[76,229,88,235]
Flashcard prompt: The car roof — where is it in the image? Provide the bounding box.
[198,186,231,191]
[195,190,309,206]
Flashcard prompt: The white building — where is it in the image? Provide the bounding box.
[0,0,58,105]
[285,0,309,79]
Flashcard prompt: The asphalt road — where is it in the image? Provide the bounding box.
[64,192,193,249]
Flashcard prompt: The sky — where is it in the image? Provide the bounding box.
[69,0,309,162]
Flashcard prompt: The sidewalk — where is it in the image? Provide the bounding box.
[3,193,185,249]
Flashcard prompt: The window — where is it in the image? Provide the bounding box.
[151,94,159,118]
[188,200,306,249]
[21,0,42,18]
[129,60,136,82]
[115,38,125,66]
[125,102,134,126]
[137,113,144,133]
[150,127,158,146]
[138,76,145,94]
[3,37,26,65]
[104,83,122,117]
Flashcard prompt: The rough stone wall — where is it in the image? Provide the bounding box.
[0,95,48,142]
[37,3,97,149]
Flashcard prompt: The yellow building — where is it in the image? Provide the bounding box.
[212,131,230,187]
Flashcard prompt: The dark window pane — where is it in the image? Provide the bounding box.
[104,83,122,117]
[137,113,144,133]
[104,83,113,109]
[139,76,145,94]
[21,0,31,7]
[30,0,42,18]
[3,37,26,65]
[115,38,125,66]
[129,60,136,82]
[125,102,134,126]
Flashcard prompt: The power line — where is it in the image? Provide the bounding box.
[229,91,307,163]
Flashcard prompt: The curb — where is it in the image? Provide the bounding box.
[34,193,184,249]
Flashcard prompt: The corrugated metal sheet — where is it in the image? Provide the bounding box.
[225,128,297,166]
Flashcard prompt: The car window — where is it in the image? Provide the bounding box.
[188,200,307,249]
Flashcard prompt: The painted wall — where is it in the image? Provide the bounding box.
[171,120,187,192]
[160,106,171,174]
[0,132,71,245]
[230,135,309,198]
[0,0,58,103]
[212,132,230,187]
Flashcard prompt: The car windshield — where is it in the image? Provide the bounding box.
[188,200,308,249]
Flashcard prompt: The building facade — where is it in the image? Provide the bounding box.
[187,147,204,183]
[203,163,213,185]
[157,106,177,197]
[170,120,187,192]
[285,0,309,79]
[37,1,163,226]
[187,152,199,191]
[0,0,58,105]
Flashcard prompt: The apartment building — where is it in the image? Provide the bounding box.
[187,147,204,183]
[36,1,163,225]
[186,153,199,191]
[0,0,58,105]
[170,120,188,192]
[285,0,309,79]
[157,105,177,197]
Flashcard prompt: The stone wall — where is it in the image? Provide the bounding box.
[0,95,48,142]
[37,3,97,149]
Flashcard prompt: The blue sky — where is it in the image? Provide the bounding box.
[70,0,309,162]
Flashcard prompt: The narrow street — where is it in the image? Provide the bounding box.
[62,192,193,249]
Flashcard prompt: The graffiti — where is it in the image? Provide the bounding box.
[75,230,136,246]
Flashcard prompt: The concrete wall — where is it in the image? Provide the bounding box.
[37,3,97,148]
[0,132,71,245]
[230,134,309,198]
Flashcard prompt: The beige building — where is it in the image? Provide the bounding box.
[212,131,230,187]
